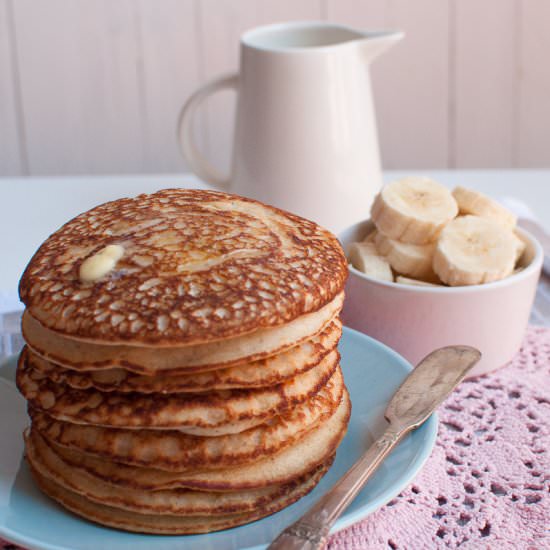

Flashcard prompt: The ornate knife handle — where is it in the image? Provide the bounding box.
[268,427,405,550]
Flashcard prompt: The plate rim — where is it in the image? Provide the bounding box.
[0,326,438,550]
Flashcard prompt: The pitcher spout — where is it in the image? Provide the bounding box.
[358,30,404,63]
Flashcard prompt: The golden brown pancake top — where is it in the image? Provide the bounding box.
[19,189,347,345]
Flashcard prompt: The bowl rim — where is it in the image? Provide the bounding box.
[339,219,544,294]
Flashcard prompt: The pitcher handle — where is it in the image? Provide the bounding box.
[177,73,239,188]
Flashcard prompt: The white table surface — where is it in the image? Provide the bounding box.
[1,170,549,298]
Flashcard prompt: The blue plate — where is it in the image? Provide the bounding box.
[0,327,437,550]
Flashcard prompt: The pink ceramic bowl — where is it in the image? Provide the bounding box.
[339,219,543,377]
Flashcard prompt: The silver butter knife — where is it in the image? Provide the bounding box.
[268,345,481,550]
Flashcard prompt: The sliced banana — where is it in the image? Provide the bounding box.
[347,242,393,282]
[433,216,517,286]
[374,231,436,280]
[452,186,517,229]
[371,177,458,245]
[395,276,442,287]
[363,229,378,243]
[513,232,526,262]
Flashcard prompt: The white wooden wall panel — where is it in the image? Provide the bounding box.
[380,0,450,169]
[0,0,24,175]
[327,0,450,169]
[517,0,550,167]
[198,0,323,178]
[137,0,202,173]
[454,0,517,168]
[1,0,550,176]
[13,0,144,174]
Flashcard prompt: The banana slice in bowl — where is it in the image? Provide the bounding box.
[347,242,393,282]
[433,216,517,286]
[374,231,437,281]
[370,177,458,245]
[452,186,517,229]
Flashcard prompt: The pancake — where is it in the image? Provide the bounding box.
[26,429,331,516]
[19,189,347,346]
[18,349,339,435]
[30,368,344,471]
[29,458,332,534]
[17,188,351,534]
[39,388,350,492]
[23,319,342,393]
[21,294,343,374]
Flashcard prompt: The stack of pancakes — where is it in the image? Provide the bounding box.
[16,189,350,534]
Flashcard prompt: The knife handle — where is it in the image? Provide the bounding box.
[268,426,405,550]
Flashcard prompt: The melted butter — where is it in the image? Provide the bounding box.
[79,244,124,282]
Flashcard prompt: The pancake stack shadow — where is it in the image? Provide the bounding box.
[15,189,350,534]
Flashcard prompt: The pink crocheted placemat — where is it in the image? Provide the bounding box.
[2,326,549,550]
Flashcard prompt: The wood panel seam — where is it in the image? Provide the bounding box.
[133,1,148,172]
[319,0,328,20]
[5,0,28,175]
[511,0,521,168]
[447,0,456,169]
[194,0,210,160]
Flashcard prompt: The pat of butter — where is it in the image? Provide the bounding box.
[80,244,124,282]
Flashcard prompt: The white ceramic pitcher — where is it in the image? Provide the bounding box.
[178,22,403,232]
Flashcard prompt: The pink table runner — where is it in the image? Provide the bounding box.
[3,326,549,549]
